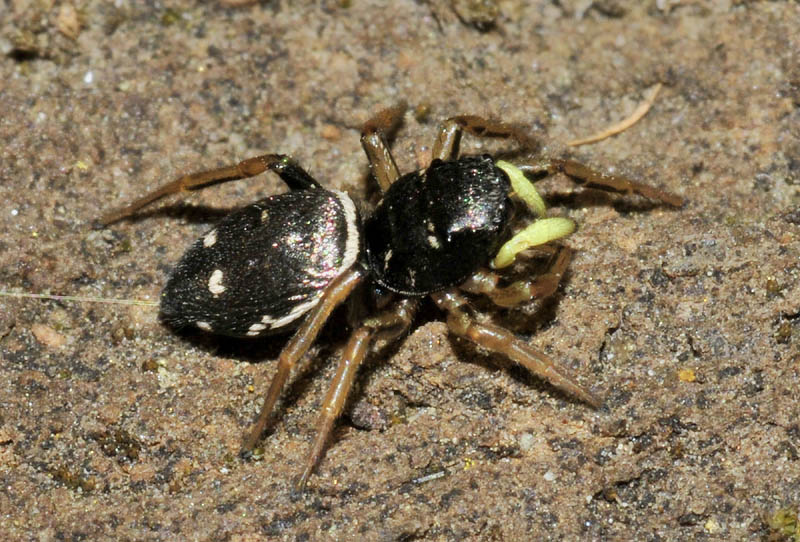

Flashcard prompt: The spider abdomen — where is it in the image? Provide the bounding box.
[160,189,360,337]
[364,155,513,295]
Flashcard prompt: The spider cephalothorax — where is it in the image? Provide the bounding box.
[101,104,682,489]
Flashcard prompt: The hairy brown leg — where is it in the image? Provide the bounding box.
[241,267,364,454]
[296,298,418,489]
[460,247,572,308]
[518,157,684,207]
[432,115,539,162]
[362,298,418,343]
[100,154,320,225]
[296,326,372,490]
[360,102,407,192]
[431,289,601,408]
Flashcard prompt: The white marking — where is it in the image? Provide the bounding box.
[246,323,267,336]
[261,314,276,325]
[427,235,440,249]
[208,269,226,296]
[196,321,212,331]
[332,191,360,272]
[271,297,320,328]
[261,209,269,222]
[203,229,217,247]
[426,221,435,233]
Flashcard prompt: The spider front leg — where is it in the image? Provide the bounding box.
[431,289,601,408]
[100,153,321,225]
[519,157,684,207]
[297,298,418,490]
[360,102,407,192]
[460,246,572,308]
[432,115,539,161]
[241,267,364,454]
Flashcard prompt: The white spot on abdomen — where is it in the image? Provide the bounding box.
[196,321,212,331]
[246,322,267,336]
[208,269,226,296]
[203,229,217,247]
[333,191,359,272]
[271,297,320,328]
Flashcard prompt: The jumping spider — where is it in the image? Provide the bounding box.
[101,104,682,489]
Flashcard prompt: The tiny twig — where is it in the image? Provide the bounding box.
[568,83,662,147]
[0,291,158,307]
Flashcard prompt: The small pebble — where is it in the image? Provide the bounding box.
[31,324,66,348]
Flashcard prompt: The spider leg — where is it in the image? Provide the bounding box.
[460,246,572,308]
[431,289,601,408]
[297,326,372,490]
[432,115,538,161]
[297,298,418,489]
[100,154,321,225]
[360,102,407,192]
[241,267,364,454]
[518,157,683,207]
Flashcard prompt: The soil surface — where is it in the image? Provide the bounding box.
[1,1,799,540]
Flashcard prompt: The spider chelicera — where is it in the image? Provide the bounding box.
[101,104,682,489]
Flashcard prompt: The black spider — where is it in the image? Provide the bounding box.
[101,104,682,489]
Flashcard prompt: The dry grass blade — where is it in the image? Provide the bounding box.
[568,83,662,147]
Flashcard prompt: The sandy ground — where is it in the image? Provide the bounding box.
[1,1,799,540]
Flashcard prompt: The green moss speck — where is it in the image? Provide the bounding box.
[767,508,800,541]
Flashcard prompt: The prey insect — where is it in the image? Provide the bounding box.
[99,104,682,489]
